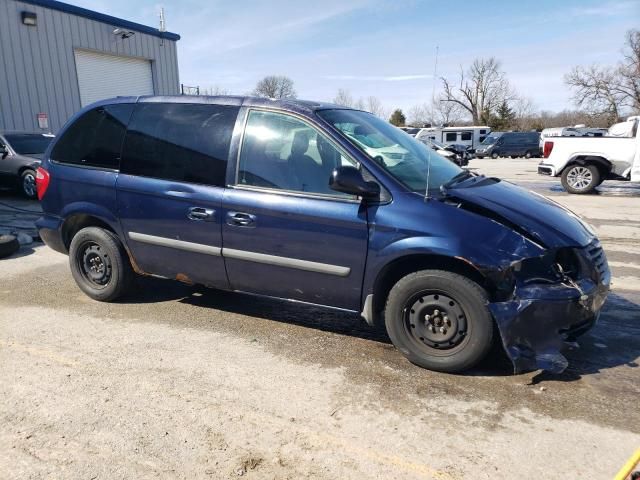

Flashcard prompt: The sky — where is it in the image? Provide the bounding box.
[71,0,640,116]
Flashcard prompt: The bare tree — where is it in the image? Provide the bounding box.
[618,29,640,112]
[441,57,516,124]
[512,97,537,130]
[565,29,640,120]
[432,96,465,125]
[565,66,623,120]
[253,75,296,99]
[201,85,230,96]
[332,90,386,117]
[365,96,386,118]
[407,103,431,126]
[333,88,354,107]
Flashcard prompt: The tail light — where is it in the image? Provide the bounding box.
[35,167,50,200]
[543,141,554,158]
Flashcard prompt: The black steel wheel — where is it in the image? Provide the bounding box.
[405,292,469,354]
[385,270,493,372]
[69,227,132,301]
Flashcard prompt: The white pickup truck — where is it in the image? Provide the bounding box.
[538,116,640,193]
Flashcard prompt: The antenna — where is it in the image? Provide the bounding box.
[159,8,166,32]
[425,147,432,201]
[158,7,166,46]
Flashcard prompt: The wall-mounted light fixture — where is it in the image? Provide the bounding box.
[21,11,37,26]
[113,28,135,39]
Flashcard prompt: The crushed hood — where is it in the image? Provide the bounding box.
[443,178,594,248]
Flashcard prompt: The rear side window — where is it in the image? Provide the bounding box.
[51,104,134,169]
[445,132,457,142]
[121,103,239,187]
[460,132,472,141]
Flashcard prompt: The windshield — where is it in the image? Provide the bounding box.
[318,109,461,194]
[480,135,500,145]
[4,134,53,155]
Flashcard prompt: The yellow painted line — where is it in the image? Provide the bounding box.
[0,341,78,367]
[614,447,640,480]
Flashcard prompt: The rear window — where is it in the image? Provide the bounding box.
[4,134,53,155]
[51,104,134,169]
[121,103,239,187]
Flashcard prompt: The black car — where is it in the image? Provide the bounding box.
[0,131,54,198]
[475,132,540,159]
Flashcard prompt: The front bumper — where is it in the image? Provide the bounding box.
[537,163,557,176]
[489,276,609,373]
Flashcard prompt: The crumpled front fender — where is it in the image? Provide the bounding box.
[489,278,609,373]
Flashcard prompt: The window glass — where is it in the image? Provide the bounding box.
[445,132,457,142]
[51,104,133,169]
[121,103,239,186]
[4,134,53,155]
[318,109,461,195]
[460,132,472,141]
[237,110,356,196]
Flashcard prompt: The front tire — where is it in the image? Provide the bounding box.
[561,164,600,194]
[384,270,493,373]
[20,169,37,199]
[491,152,499,159]
[69,227,133,301]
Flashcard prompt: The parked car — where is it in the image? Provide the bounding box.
[0,131,54,198]
[538,116,640,193]
[475,132,540,159]
[400,127,421,136]
[36,96,609,374]
[420,138,469,166]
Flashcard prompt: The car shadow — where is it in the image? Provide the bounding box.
[529,292,640,384]
[121,276,518,375]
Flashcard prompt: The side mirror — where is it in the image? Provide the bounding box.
[329,166,380,199]
[0,144,8,159]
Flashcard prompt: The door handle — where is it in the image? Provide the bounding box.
[187,207,215,221]
[226,211,256,227]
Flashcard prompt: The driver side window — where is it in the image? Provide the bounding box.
[237,110,356,196]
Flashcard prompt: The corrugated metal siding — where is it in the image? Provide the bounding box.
[0,0,180,132]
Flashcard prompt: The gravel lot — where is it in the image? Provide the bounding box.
[1,158,639,479]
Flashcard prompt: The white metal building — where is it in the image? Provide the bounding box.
[0,0,181,132]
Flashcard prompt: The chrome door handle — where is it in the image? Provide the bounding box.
[226,211,256,227]
[187,207,215,221]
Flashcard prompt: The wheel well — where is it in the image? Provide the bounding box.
[565,155,611,177]
[371,254,487,324]
[18,165,36,176]
[61,214,115,250]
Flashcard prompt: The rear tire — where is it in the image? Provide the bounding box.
[20,169,37,199]
[384,270,493,373]
[69,227,133,301]
[561,164,600,194]
[524,151,532,159]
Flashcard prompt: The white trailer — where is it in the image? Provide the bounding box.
[415,126,491,150]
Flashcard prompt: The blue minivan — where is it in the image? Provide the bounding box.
[36,96,610,374]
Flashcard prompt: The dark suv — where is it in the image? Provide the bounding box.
[475,131,540,159]
[0,131,54,198]
[36,96,610,374]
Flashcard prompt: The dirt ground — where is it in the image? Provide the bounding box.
[1,158,639,479]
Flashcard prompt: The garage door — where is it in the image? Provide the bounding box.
[74,49,154,107]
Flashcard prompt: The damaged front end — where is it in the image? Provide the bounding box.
[487,240,610,374]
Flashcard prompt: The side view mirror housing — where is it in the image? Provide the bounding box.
[329,166,380,200]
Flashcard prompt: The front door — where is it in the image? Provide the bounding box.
[116,101,239,288]
[221,110,369,310]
